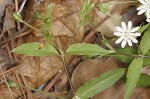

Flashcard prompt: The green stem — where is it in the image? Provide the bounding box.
[21,21,41,32]
[64,25,80,53]
[107,52,150,59]
[107,1,138,5]
[95,0,137,7]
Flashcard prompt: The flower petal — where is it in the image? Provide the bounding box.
[132,33,141,36]
[116,26,124,32]
[146,18,150,22]
[144,0,149,3]
[121,22,127,30]
[115,36,124,44]
[121,38,127,48]
[137,5,146,10]
[127,21,132,30]
[146,9,150,18]
[139,0,146,5]
[137,9,147,15]
[130,36,138,43]
[127,39,132,46]
[114,32,123,36]
[130,27,139,32]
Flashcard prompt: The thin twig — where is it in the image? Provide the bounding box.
[18,0,27,13]
[0,67,14,99]
[14,0,21,30]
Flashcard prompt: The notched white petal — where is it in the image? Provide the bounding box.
[137,5,146,10]
[127,21,132,30]
[116,27,124,32]
[130,27,139,32]
[138,9,147,15]
[121,39,127,48]
[115,36,124,44]
[133,33,141,36]
[146,18,150,22]
[114,32,123,36]
[121,22,127,30]
[130,36,138,43]
[139,0,146,5]
[127,39,132,46]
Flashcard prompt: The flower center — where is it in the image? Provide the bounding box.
[124,31,130,38]
[146,2,150,9]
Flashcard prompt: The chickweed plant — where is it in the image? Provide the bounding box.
[12,0,150,99]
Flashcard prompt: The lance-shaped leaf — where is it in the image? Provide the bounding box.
[12,42,58,56]
[138,23,150,33]
[137,74,150,87]
[140,27,150,55]
[73,68,125,99]
[124,58,143,99]
[66,43,114,55]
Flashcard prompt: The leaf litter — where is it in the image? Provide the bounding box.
[0,0,150,99]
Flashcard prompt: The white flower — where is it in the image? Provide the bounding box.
[114,21,141,48]
[137,0,150,22]
[74,96,80,99]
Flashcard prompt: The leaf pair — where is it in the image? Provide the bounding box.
[12,43,113,56]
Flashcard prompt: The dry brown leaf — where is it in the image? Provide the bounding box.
[0,0,13,17]
[3,5,15,32]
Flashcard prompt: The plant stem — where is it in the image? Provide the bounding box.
[107,1,138,5]
[95,0,137,7]
[64,25,80,53]
[21,21,40,32]
[61,54,75,95]
[59,25,79,96]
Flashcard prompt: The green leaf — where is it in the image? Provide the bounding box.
[97,3,111,16]
[122,73,150,87]
[12,42,58,56]
[124,58,143,99]
[78,0,94,26]
[114,47,150,66]
[73,68,125,99]
[33,11,43,20]
[114,47,137,63]
[138,23,150,33]
[66,43,114,55]
[42,30,53,44]
[137,74,150,87]
[42,3,53,44]
[8,81,18,88]
[140,27,150,55]
[143,51,150,66]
